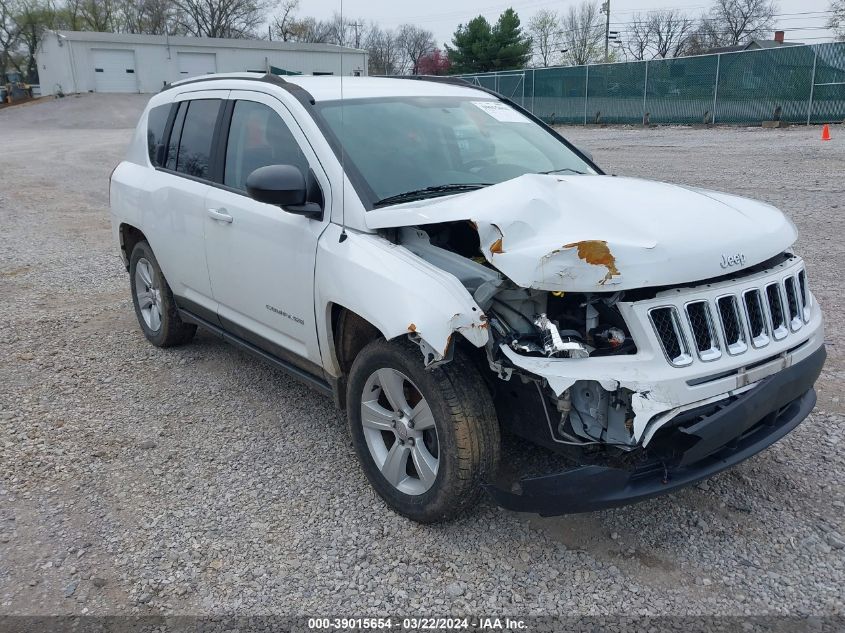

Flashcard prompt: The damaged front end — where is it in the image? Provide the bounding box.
[396,222,648,452]
[384,210,825,515]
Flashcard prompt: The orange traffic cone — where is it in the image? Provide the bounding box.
[821,124,831,141]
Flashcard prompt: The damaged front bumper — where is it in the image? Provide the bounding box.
[486,344,825,516]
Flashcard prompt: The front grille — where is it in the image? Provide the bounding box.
[649,266,810,367]
[685,301,721,361]
[743,289,770,347]
[717,295,747,355]
[649,307,692,367]
[784,276,802,331]
[798,269,810,322]
[766,283,788,340]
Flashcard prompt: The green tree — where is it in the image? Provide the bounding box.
[446,15,492,73]
[7,0,60,82]
[446,8,531,73]
[490,8,531,70]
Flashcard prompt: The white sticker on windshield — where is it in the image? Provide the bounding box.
[471,101,529,123]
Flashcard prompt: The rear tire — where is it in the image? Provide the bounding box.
[129,241,196,348]
[346,338,500,523]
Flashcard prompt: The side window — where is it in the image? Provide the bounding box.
[223,100,308,192]
[146,104,171,166]
[165,101,187,171]
[175,99,221,179]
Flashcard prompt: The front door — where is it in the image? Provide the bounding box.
[203,91,331,370]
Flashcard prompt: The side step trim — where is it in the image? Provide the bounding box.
[178,309,333,397]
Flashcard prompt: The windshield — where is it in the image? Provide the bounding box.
[316,96,595,207]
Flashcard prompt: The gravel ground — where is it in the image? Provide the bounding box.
[0,94,843,618]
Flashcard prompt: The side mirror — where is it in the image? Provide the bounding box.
[246,165,322,218]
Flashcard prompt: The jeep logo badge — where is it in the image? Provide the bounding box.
[720,252,746,269]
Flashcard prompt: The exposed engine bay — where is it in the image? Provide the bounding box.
[392,222,641,451]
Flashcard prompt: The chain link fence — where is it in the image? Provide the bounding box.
[457,43,845,126]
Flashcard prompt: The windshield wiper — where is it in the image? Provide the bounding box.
[373,183,492,208]
[538,168,586,175]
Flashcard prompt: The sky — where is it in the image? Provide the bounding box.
[295,0,838,52]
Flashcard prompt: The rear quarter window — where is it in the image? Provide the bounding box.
[146,104,171,166]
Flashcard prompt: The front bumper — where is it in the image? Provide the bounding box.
[486,344,825,516]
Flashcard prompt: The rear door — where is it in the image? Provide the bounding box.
[146,90,227,320]
[203,90,331,369]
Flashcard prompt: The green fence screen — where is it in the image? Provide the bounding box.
[458,43,845,125]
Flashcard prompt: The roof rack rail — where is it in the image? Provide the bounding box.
[159,72,316,105]
[160,72,263,92]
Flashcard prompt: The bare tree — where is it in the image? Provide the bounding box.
[704,0,778,47]
[78,0,115,31]
[0,0,19,79]
[560,1,604,65]
[10,0,60,80]
[115,0,183,34]
[174,0,267,38]
[58,0,85,29]
[285,16,331,43]
[396,23,435,74]
[624,13,651,60]
[323,11,349,46]
[527,8,559,67]
[649,9,695,57]
[365,25,400,75]
[271,0,297,40]
[830,0,845,40]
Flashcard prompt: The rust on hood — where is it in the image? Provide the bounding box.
[489,237,504,255]
[562,240,620,285]
[408,323,417,333]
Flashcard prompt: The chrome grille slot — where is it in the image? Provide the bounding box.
[685,301,721,361]
[766,283,789,340]
[783,276,803,331]
[717,295,747,355]
[798,269,811,322]
[743,289,770,348]
[649,307,693,367]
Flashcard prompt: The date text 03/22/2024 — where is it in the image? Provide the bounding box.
[307,617,528,630]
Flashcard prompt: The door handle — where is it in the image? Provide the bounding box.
[208,208,233,223]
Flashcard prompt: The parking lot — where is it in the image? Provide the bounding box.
[0,93,843,616]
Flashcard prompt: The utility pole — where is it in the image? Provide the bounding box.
[351,21,363,48]
[601,0,610,61]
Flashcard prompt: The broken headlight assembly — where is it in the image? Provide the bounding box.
[492,291,636,361]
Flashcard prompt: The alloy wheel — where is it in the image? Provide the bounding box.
[134,257,163,332]
[360,368,440,495]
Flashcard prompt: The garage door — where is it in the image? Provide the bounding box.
[92,49,137,93]
[177,52,217,78]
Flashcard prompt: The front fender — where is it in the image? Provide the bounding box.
[315,224,489,376]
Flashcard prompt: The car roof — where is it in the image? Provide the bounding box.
[166,73,494,102]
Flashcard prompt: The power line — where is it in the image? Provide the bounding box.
[380,3,836,27]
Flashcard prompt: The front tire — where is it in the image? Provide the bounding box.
[129,241,196,347]
[346,339,500,523]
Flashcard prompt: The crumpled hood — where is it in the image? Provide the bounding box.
[365,174,797,292]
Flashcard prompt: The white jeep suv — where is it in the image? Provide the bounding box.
[110,73,825,523]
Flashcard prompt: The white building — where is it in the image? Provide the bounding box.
[36,30,368,96]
